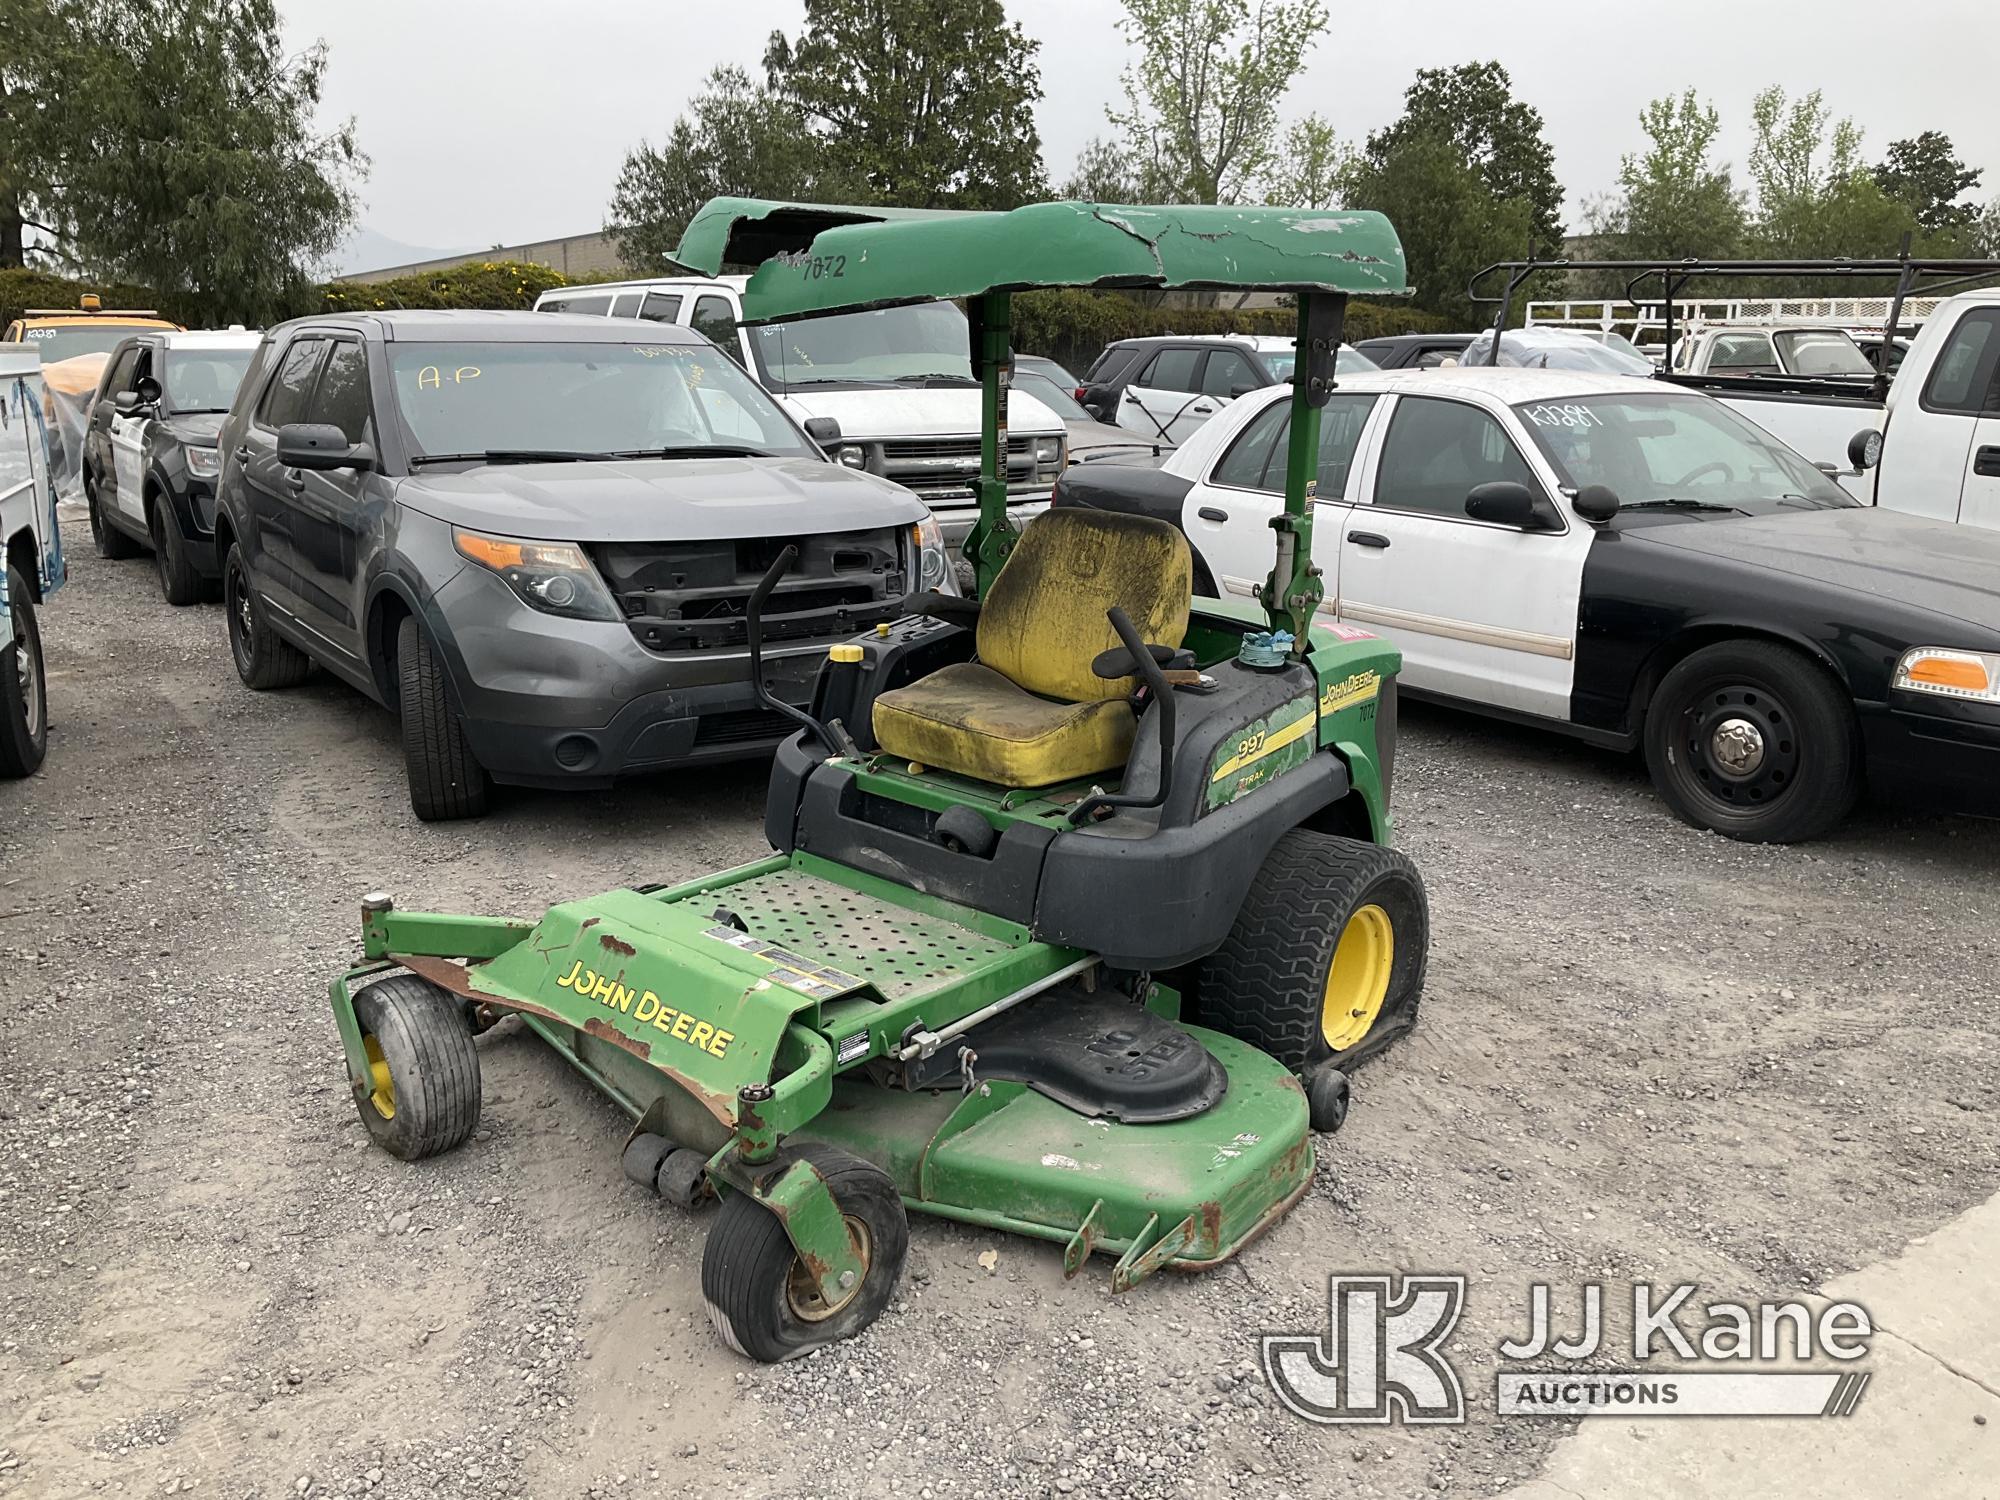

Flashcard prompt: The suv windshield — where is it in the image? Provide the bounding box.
[750,302,972,391]
[1774,329,1873,377]
[1262,347,1379,380]
[1514,392,1854,512]
[386,341,817,462]
[1013,367,1089,421]
[163,348,254,413]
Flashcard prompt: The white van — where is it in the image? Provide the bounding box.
[535,277,1068,572]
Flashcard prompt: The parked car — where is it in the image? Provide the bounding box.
[81,329,260,604]
[212,310,936,820]
[1669,323,1876,380]
[1054,366,2000,843]
[1075,333,1378,443]
[1351,333,1477,370]
[1459,327,1656,375]
[1012,354,1169,464]
[532,277,1067,567]
[0,344,65,775]
[3,299,181,482]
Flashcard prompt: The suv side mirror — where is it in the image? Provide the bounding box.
[802,415,841,444]
[113,390,143,415]
[277,422,375,473]
[1571,484,1621,524]
[1465,480,1560,530]
[1229,382,1258,399]
[1847,428,1882,471]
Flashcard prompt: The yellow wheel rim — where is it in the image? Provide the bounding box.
[1321,903,1394,1051]
[363,1034,397,1120]
[786,1216,871,1323]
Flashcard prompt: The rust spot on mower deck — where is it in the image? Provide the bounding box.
[583,1016,652,1060]
[599,933,637,957]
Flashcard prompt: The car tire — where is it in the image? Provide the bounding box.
[0,562,49,778]
[223,543,311,689]
[351,974,481,1160]
[87,472,140,560]
[398,615,489,822]
[701,1143,908,1363]
[149,498,204,607]
[1644,640,1860,844]
[1199,829,1428,1078]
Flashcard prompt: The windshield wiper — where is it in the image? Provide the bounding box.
[889,372,977,387]
[1623,497,1748,515]
[611,445,778,460]
[408,449,617,466]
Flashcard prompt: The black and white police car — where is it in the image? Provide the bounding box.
[1055,367,2000,842]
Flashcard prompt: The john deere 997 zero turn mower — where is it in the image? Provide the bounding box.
[328,198,1431,1361]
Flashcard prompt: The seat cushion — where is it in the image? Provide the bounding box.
[872,662,1135,787]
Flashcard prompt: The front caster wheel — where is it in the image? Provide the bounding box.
[352,974,481,1160]
[1305,1064,1351,1134]
[702,1143,907,1363]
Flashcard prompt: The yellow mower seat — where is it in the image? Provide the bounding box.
[872,508,1191,788]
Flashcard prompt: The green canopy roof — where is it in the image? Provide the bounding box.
[666,198,1408,325]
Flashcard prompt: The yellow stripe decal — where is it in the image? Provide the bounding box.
[1210,710,1317,782]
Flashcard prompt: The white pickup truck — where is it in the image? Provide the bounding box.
[1,343,65,775]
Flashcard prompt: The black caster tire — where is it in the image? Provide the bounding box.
[1305,1064,1351,1134]
[0,564,48,778]
[150,501,204,607]
[352,974,481,1161]
[1200,829,1428,1076]
[658,1149,712,1210]
[622,1132,674,1191]
[933,804,997,857]
[224,544,312,689]
[702,1143,907,1363]
[398,615,490,822]
[1644,640,1860,844]
[88,474,140,559]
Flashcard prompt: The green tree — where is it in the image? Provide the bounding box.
[1108,0,1328,204]
[763,0,1046,209]
[1875,131,1983,233]
[1061,137,1147,203]
[607,66,821,270]
[1747,86,1914,258]
[1341,133,1535,325]
[1586,90,1746,261]
[1361,62,1564,251]
[1,0,360,318]
[1261,114,1351,209]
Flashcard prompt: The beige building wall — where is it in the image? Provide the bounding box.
[346,231,632,284]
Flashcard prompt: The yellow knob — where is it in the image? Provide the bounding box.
[828,644,864,663]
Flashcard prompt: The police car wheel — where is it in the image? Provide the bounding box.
[702,1143,906,1363]
[351,974,481,1161]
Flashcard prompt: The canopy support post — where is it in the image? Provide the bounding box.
[965,291,1017,598]
[1260,292,1342,657]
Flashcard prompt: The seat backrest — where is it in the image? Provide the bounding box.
[976,508,1192,703]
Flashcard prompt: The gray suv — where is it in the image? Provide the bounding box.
[213,310,940,819]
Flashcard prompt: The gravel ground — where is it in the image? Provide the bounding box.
[3,508,1996,1499]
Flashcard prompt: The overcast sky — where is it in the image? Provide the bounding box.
[285,0,2000,266]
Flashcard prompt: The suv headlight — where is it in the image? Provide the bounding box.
[1893,646,2000,703]
[913,513,955,595]
[185,444,221,479]
[1034,435,1065,480]
[453,527,621,622]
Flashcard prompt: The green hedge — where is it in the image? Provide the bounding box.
[1012,289,1449,375]
[316,259,579,314]
[0,268,197,331]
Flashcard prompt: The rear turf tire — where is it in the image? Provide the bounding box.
[150,499,204,606]
[398,615,489,822]
[1200,829,1428,1078]
[0,563,49,778]
[224,544,312,689]
[87,472,140,560]
[1644,640,1860,844]
[702,1143,907,1363]
[352,974,481,1161]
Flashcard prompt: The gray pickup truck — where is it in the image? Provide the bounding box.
[212,310,940,819]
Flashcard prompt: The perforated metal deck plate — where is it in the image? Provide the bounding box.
[685,868,1018,1000]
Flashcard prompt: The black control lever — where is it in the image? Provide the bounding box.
[745,545,836,749]
[1068,606,1176,826]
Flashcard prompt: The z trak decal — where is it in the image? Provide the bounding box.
[1208,695,1316,809]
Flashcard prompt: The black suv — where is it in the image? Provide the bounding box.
[213,310,939,820]
[82,330,261,603]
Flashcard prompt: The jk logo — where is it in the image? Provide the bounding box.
[1261,1275,1467,1425]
